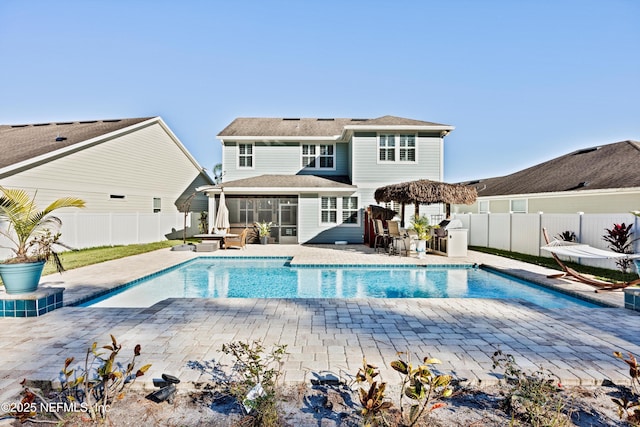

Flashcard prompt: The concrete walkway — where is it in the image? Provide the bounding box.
[0,244,638,403]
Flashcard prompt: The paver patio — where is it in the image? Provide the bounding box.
[0,244,638,404]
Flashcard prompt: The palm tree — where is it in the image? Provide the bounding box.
[213,163,223,185]
[0,186,85,272]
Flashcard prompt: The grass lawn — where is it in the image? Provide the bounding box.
[42,240,192,276]
[470,245,640,283]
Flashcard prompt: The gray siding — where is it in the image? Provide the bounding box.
[298,193,363,244]
[222,141,349,182]
[351,134,442,186]
[1,122,207,214]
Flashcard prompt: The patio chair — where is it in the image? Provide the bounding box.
[387,220,409,256]
[225,228,248,250]
[373,219,389,253]
[541,228,640,292]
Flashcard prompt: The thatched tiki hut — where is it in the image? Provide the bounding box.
[374,179,477,226]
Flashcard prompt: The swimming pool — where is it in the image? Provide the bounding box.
[80,257,599,308]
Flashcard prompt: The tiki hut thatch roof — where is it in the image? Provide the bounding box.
[374,179,477,207]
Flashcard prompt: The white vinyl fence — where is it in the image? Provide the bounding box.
[0,212,198,260]
[453,212,640,270]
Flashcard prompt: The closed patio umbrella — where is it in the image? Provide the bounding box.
[214,190,230,233]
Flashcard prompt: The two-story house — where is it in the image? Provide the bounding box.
[198,115,454,244]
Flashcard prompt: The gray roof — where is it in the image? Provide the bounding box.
[221,174,355,189]
[460,140,640,196]
[217,115,451,138]
[0,118,153,169]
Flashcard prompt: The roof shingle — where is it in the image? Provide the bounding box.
[461,140,640,196]
[0,118,153,169]
[217,116,451,138]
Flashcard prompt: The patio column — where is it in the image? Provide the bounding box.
[207,193,217,234]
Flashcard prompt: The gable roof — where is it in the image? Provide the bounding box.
[0,117,210,180]
[0,118,152,169]
[217,115,453,140]
[460,140,640,196]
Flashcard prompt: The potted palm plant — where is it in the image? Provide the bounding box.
[0,187,85,294]
[410,215,437,259]
[255,221,273,245]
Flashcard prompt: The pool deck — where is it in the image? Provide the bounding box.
[0,244,638,403]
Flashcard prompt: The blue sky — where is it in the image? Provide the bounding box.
[1,1,638,182]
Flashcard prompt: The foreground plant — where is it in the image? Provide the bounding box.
[11,335,149,423]
[492,350,570,427]
[612,351,640,425]
[391,353,453,426]
[602,223,637,273]
[221,340,287,427]
[354,359,393,426]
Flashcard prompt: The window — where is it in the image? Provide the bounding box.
[478,200,489,214]
[321,197,337,223]
[378,134,417,162]
[302,145,316,168]
[319,145,334,168]
[302,144,335,169]
[240,199,254,224]
[153,197,161,213]
[321,196,358,225]
[384,201,400,215]
[399,135,416,161]
[379,135,395,161]
[238,143,253,168]
[510,199,527,213]
[342,197,358,224]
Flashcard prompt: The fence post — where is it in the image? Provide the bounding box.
[538,212,543,256]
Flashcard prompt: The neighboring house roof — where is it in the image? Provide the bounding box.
[217,115,453,140]
[460,140,640,197]
[199,174,356,194]
[0,118,151,169]
[0,117,209,179]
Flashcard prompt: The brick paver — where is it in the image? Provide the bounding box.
[0,244,637,404]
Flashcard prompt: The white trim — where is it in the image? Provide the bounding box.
[219,135,341,142]
[197,186,356,195]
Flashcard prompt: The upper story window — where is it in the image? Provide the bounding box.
[302,144,335,169]
[378,134,417,163]
[238,143,254,168]
[379,135,396,161]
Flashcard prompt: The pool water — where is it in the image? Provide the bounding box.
[81,258,599,309]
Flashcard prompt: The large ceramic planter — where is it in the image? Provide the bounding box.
[0,261,45,294]
[260,236,269,245]
[416,240,427,259]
